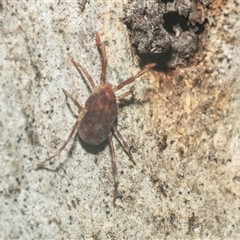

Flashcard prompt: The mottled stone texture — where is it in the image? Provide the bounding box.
[0,0,240,239]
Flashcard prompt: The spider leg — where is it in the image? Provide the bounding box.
[35,111,85,170]
[108,134,119,207]
[112,125,136,165]
[71,58,96,91]
[62,88,83,112]
[113,63,156,92]
[96,32,107,86]
[116,86,135,101]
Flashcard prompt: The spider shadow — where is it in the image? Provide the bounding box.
[118,91,149,110]
[78,135,108,155]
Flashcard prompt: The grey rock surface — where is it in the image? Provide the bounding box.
[0,1,240,239]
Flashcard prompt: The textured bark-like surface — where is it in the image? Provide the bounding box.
[124,0,210,69]
[0,0,240,239]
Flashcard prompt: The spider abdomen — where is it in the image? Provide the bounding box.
[78,85,118,145]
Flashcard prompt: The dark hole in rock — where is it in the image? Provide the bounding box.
[139,52,172,72]
[163,12,189,34]
[124,0,208,71]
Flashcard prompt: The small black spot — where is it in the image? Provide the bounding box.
[161,0,174,3]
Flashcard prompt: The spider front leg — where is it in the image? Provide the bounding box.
[117,86,135,101]
[113,63,156,92]
[62,88,83,112]
[95,33,107,86]
[71,58,96,91]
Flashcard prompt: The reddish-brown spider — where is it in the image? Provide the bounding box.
[35,33,156,206]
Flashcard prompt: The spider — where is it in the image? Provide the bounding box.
[35,33,156,206]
